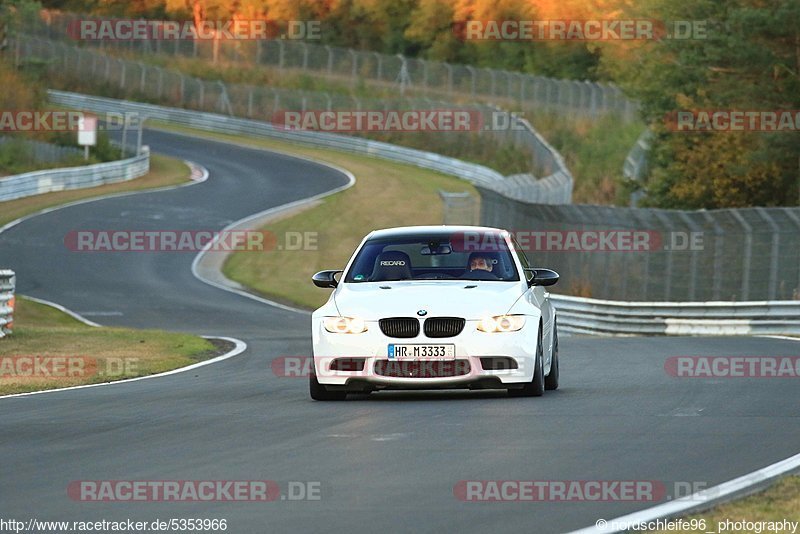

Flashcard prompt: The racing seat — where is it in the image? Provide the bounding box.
[371,251,413,281]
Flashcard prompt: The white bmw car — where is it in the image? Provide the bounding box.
[309,226,560,400]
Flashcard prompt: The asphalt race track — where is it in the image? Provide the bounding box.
[1,129,798,533]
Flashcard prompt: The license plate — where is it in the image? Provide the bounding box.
[388,344,455,360]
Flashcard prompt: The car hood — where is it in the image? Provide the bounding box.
[333,281,525,320]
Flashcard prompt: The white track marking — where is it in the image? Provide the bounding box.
[20,295,102,327]
[569,456,800,532]
[189,142,356,316]
[760,335,800,342]
[0,336,247,400]
[0,159,249,400]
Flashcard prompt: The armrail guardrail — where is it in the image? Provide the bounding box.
[46,93,800,335]
[551,294,800,336]
[0,270,16,338]
[16,35,576,203]
[47,90,571,203]
[0,148,150,202]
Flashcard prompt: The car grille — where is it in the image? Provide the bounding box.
[423,317,466,338]
[374,360,471,378]
[379,317,420,338]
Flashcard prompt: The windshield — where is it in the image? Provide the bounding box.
[344,232,520,283]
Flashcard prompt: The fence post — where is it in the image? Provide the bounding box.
[272,89,280,115]
[466,66,476,96]
[678,212,702,301]
[756,208,780,300]
[325,45,333,74]
[119,58,126,88]
[349,49,357,86]
[653,211,676,301]
[422,59,429,94]
[701,211,725,301]
[730,210,752,300]
[373,51,382,80]
[139,62,147,93]
[156,67,163,99]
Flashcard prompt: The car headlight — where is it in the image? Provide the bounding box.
[477,315,526,333]
[323,316,368,334]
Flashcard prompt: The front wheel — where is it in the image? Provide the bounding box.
[309,372,347,401]
[508,325,545,397]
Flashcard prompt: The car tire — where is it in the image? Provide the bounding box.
[545,320,559,391]
[508,325,545,397]
[309,372,347,401]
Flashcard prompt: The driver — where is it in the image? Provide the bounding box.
[469,255,493,272]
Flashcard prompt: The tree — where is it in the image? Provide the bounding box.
[601,0,800,208]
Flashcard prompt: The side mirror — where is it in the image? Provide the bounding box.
[312,270,342,288]
[526,268,559,287]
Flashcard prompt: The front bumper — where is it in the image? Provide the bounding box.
[312,318,538,390]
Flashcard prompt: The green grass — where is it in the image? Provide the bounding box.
[655,475,800,533]
[0,297,218,395]
[0,140,83,176]
[529,112,645,205]
[0,152,190,227]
